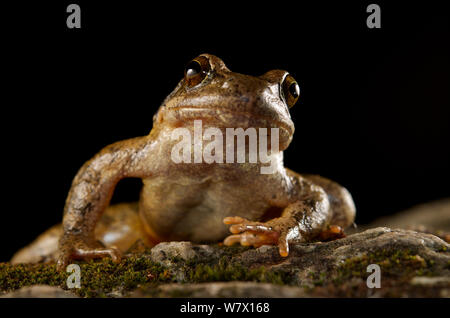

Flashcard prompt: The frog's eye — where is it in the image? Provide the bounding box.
[281,74,300,108]
[184,56,210,87]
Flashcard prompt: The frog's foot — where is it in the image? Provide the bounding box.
[317,225,346,241]
[56,236,121,271]
[223,216,291,257]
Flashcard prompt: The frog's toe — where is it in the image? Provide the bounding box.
[223,231,279,248]
[73,246,122,263]
[56,238,122,271]
[223,216,275,235]
[317,225,346,241]
[223,216,293,254]
[223,233,251,246]
[277,232,290,257]
[223,216,248,225]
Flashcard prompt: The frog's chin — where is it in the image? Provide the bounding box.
[160,106,294,151]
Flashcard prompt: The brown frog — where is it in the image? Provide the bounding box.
[11,54,356,268]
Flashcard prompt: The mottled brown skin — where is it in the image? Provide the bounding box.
[13,54,356,268]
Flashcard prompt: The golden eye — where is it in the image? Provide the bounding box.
[184,56,210,87]
[281,74,300,108]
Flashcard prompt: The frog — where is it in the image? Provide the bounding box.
[11,54,356,268]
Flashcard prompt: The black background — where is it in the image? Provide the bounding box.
[2,1,449,261]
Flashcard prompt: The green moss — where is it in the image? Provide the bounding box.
[307,271,328,286]
[0,256,171,298]
[168,256,186,264]
[1,253,291,297]
[333,249,437,285]
[187,257,289,285]
[0,262,66,291]
[215,244,251,258]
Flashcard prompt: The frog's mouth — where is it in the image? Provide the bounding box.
[163,105,294,149]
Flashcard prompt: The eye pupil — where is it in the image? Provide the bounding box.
[184,56,211,87]
[289,82,300,98]
[282,74,300,108]
[185,60,202,78]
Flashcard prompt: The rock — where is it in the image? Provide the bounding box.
[369,199,450,230]
[145,227,449,297]
[0,285,78,298]
[150,241,221,266]
[358,199,450,242]
[410,276,450,286]
[1,227,449,297]
[133,282,308,297]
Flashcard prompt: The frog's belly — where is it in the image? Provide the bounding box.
[139,177,268,242]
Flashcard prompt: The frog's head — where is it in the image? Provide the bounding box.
[155,54,299,150]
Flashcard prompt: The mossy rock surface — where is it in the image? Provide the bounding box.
[1,227,449,298]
